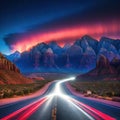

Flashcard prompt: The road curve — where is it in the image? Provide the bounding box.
[0,77,120,120]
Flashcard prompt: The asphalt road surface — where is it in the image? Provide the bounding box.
[0,77,120,120]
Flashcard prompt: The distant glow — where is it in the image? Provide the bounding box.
[49,76,74,97]
[48,77,75,97]
[11,22,120,53]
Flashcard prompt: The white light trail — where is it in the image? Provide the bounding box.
[47,76,95,120]
[48,77,75,97]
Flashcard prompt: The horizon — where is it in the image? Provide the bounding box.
[3,35,120,55]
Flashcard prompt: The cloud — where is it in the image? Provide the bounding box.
[3,33,27,49]
[3,19,120,53]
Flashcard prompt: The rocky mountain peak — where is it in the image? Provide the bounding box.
[0,53,20,73]
[80,35,98,52]
[100,36,114,42]
[84,46,96,55]
[5,35,120,73]
[96,54,110,68]
[66,45,83,56]
[46,48,53,54]
[63,43,71,50]
[81,35,97,41]
[0,53,4,58]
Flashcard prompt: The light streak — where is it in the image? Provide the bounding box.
[48,76,95,120]
[1,97,48,120]
[1,77,117,120]
[48,76,116,120]
[48,77,75,97]
[71,98,116,120]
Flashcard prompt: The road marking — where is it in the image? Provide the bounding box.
[52,106,57,120]
[49,77,116,120]
[51,96,57,120]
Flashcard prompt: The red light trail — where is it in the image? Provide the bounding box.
[0,77,117,120]
[70,98,116,120]
[1,97,48,120]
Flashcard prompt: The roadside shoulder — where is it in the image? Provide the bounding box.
[66,82,120,108]
[0,81,53,106]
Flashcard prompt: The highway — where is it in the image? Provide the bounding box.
[0,77,120,120]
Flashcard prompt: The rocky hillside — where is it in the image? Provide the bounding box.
[7,35,120,72]
[0,53,20,73]
[5,51,21,62]
[0,53,33,84]
[77,55,120,80]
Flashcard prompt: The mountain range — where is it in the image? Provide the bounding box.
[6,35,120,73]
[77,54,120,80]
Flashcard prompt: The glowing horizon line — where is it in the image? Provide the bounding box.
[11,22,120,53]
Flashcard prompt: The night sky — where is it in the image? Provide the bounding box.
[0,0,120,54]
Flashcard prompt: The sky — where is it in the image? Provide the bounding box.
[0,0,120,54]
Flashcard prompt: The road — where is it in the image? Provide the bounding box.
[0,77,120,120]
